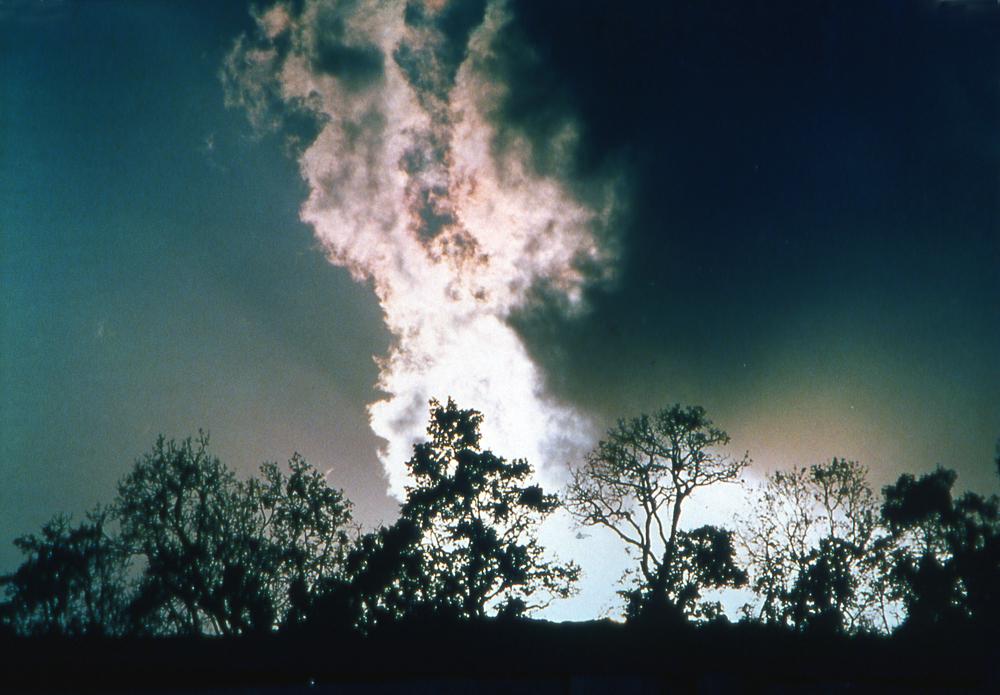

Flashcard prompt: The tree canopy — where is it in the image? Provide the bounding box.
[0,508,129,636]
[112,434,351,636]
[564,404,749,620]
[881,466,1000,630]
[738,459,894,633]
[2,402,997,641]
[342,399,578,627]
[116,434,261,635]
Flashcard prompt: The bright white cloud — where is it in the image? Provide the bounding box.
[225,0,618,498]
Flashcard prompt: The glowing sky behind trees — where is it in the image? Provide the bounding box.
[1,0,998,620]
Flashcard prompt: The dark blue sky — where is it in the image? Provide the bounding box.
[1,0,998,578]
[505,0,999,489]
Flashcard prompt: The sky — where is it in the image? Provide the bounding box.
[1,0,998,620]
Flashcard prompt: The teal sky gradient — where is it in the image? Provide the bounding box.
[1,2,395,571]
[1,0,997,610]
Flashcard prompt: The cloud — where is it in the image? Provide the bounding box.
[224,0,620,497]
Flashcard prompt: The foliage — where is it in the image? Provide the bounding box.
[116,433,352,635]
[243,455,354,627]
[881,466,1000,630]
[738,459,894,633]
[0,508,130,636]
[564,404,748,620]
[996,439,1000,483]
[3,412,997,639]
[322,518,426,629]
[623,525,746,622]
[344,399,578,627]
[116,433,271,635]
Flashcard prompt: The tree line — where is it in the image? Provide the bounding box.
[2,400,998,638]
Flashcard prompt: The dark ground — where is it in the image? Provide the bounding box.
[4,619,999,693]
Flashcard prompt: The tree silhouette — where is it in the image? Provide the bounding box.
[564,404,748,620]
[116,433,272,635]
[7,411,996,647]
[322,517,425,629]
[0,508,130,636]
[342,399,578,627]
[242,454,354,628]
[623,524,746,622]
[116,433,353,635]
[995,438,1000,484]
[881,466,1000,630]
[739,459,893,633]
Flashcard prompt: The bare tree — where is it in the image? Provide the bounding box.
[564,404,748,618]
[739,459,896,633]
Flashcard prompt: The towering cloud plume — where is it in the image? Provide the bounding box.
[224,0,617,496]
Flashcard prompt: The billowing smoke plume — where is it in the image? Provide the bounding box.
[224,0,617,497]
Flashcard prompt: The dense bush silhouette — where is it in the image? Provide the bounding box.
[623,524,746,623]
